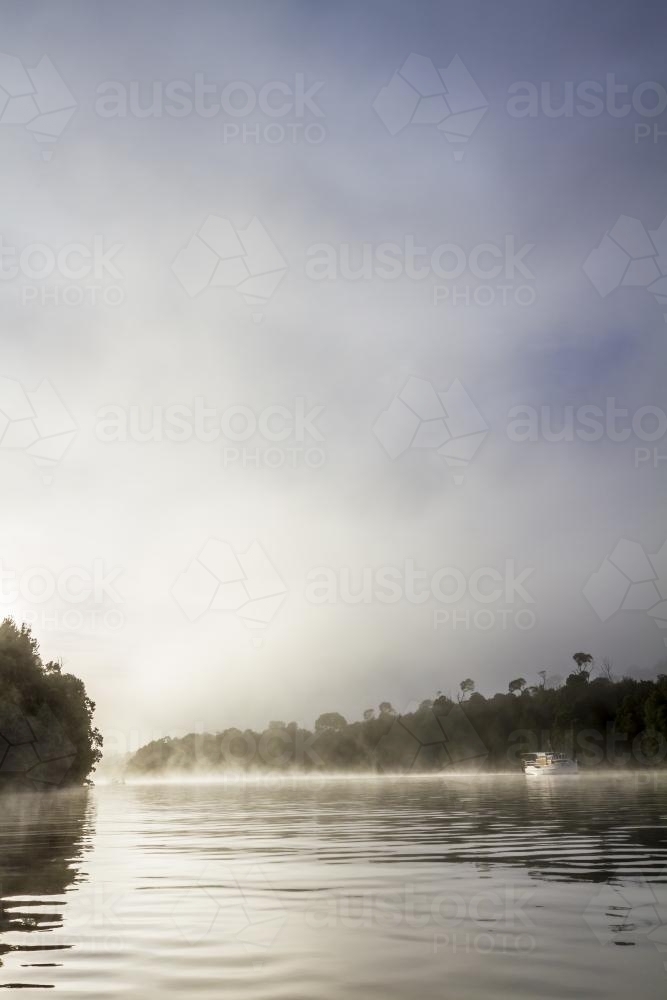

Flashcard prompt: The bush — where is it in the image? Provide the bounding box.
[0,619,102,791]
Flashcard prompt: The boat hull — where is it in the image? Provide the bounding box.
[524,762,578,777]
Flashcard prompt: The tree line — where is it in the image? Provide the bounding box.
[126,653,667,776]
[0,620,102,791]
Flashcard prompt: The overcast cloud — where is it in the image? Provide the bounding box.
[1,0,667,749]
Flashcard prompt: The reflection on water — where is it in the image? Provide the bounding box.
[0,789,92,990]
[0,775,666,997]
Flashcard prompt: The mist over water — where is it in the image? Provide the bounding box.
[1,776,666,998]
[2,1,667,996]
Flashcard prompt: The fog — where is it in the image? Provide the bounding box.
[1,1,666,745]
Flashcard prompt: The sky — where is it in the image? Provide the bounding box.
[1,0,667,751]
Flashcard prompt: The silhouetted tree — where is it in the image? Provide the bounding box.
[572,652,593,674]
[125,653,667,777]
[315,712,347,732]
[599,657,614,681]
[0,619,102,790]
[459,678,475,701]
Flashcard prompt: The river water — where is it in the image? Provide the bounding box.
[1,775,666,997]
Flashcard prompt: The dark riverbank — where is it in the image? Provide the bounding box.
[125,660,667,777]
[0,620,102,792]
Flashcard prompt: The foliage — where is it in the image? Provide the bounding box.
[459,678,475,700]
[126,654,667,776]
[0,619,102,790]
[315,712,348,732]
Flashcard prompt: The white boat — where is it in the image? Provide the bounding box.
[521,751,578,776]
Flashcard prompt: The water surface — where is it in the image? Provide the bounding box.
[1,775,666,997]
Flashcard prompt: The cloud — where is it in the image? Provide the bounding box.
[2,2,666,737]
